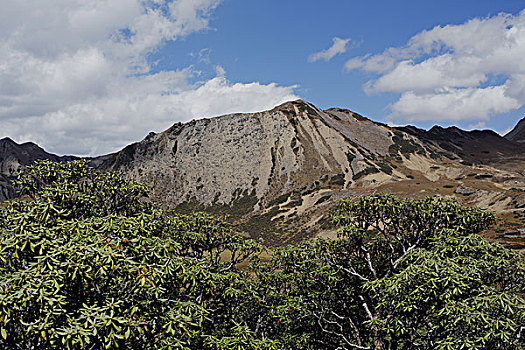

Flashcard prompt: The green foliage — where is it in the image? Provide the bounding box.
[0,160,262,349]
[14,160,149,217]
[368,232,525,349]
[1,162,523,349]
[239,194,523,349]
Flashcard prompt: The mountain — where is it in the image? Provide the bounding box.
[93,100,523,243]
[92,100,525,244]
[94,100,400,205]
[0,137,77,201]
[93,100,419,242]
[1,101,524,245]
[505,117,525,143]
[400,125,525,165]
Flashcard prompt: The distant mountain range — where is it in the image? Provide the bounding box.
[2,100,525,244]
[400,124,524,165]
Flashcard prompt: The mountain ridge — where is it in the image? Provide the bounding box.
[399,123,524,165]
[505,116,525,143]
[90,100,524,242]
[1,101,524,244]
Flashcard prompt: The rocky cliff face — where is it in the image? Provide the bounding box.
[95,101,398,206]
[93,100,454,242]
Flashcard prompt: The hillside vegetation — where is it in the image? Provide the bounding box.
[0,161,523,349]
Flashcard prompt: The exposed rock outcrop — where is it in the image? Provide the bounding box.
[91,100,450,242]
[2,100,524,243]
[455,184,478,196]
[94,101,403,207]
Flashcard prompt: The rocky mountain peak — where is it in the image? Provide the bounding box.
[92,100,451,242]
[2,101,524,244]
[505,117,525,143]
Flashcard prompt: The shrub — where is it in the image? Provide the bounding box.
[2,162,523,349]
[0,161,261,349]
[242,194,524,349]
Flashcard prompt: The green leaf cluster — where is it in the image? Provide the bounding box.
[1,162,523,349]
[0,161,262,349]
[236,194,524,349]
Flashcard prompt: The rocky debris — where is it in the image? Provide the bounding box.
[513,193,525,208]
[455,184,478,196]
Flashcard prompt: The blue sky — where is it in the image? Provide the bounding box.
[1,0,525,155]
[163,0,525,130]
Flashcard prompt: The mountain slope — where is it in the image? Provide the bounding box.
[95,101,394,205]
[399,125,525,165]
[93,100,452,242]
[505,117,525,143]
[1,101,524,244]
[0,138,76,200]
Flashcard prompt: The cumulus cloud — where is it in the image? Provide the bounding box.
[390,86,520,123]
[309,37,351,62]
[345,10,525,124]
[0,0,298,156]
[1,74,298,156]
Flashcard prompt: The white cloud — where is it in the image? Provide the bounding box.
[368,55,487,94]
[344,56,366,71]
[388,85,520,123]
[0,0,299,156]
[468,121,486,130]
[2,74,298,156]
[346,9,525,124]
[214,65,226,77]
[309,37,351,62]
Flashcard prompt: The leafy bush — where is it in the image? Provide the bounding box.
[238,194,524,349]
[14,160,149,217]
[369,232,525,349]
[1,162,523,349]
[0,161,262,349]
